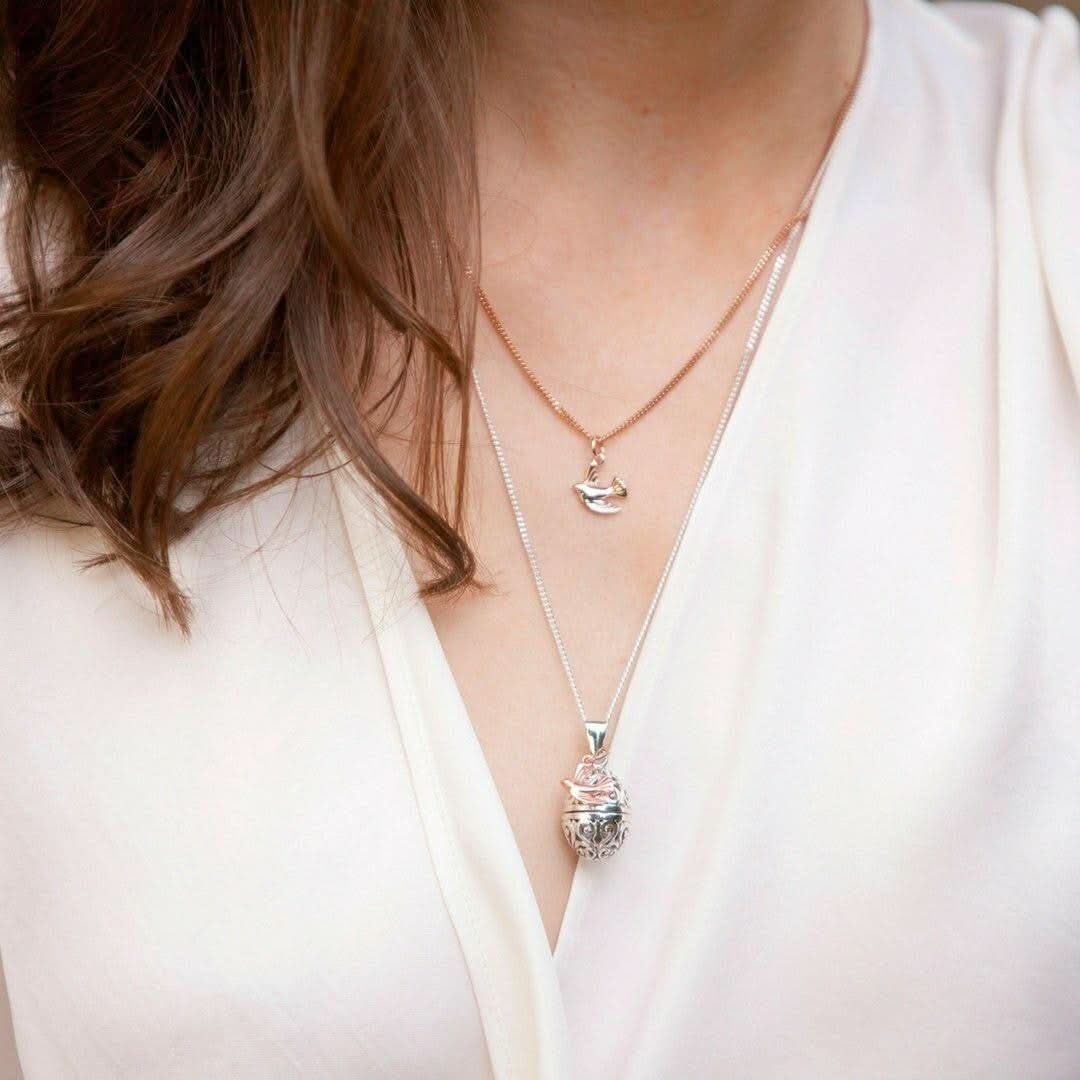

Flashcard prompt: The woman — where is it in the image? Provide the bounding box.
[0,0,1077,1075]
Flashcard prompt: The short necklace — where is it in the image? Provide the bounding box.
[471,214,804,516]
[472,230,797,860]
[469,59,863,519]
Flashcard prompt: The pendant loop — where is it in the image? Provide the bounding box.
[585,721,607,756]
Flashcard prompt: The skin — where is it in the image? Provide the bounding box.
[420,0,867,952]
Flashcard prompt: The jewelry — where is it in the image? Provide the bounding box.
[469,24,868,858]
[573,440,627,516]
[472,229,798,860]
[468,42,865,517]
[473,213,805,515]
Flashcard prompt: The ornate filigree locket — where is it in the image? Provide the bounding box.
[560,727,631,861]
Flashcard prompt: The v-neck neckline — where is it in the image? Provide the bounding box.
[329,18,875,1069]
[404,190,857,962]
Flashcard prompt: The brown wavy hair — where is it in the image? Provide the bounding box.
[0,0,481,629]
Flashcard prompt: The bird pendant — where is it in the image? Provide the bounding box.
[573,444,627,516]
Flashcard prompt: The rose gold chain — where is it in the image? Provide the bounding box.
[468,46,865,451]
[473,210,805,447]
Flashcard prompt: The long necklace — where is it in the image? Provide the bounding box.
[472,231,797,860]
[472,214,805,517]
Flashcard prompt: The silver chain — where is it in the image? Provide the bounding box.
[467,36,865,746]
[471,224,800,740]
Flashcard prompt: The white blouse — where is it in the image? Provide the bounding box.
[2,1,1078,1076]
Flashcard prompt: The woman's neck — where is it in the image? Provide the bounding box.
[477,0,866,248]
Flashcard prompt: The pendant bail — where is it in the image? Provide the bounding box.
[585,720,607,756]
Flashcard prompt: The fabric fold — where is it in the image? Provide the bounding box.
[330,460,571,1080]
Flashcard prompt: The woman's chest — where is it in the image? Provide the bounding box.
[2,335,1079,1079]
[3,486,1078,1079]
